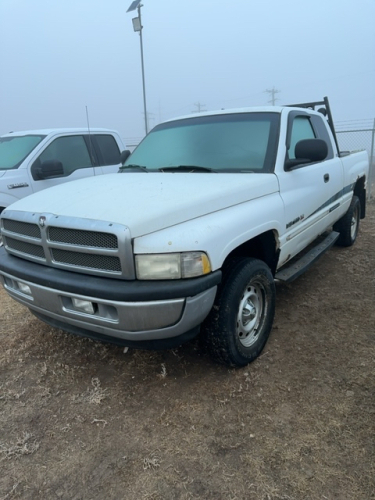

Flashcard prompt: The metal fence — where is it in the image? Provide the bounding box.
[336,121,375,199]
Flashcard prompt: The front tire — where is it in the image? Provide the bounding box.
[334,195,361,247]
[202,258,276,367]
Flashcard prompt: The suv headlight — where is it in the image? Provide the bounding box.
[135,252,211,280]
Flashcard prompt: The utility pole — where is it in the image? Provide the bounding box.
[192,102,206,113]
[265,87,280,106]
[127,0,148,135]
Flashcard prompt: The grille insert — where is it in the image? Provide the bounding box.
[51,248,121,272]
[48,227,118,248]
[3,219,41,239]
[5,237,45,259]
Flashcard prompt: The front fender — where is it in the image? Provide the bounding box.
[133,193,284,271]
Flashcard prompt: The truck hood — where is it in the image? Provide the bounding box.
[5,173,279,238]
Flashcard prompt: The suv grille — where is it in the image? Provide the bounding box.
[1,212,134,279]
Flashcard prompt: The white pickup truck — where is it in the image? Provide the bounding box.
[0,128,126,214]
[0,98,369,367]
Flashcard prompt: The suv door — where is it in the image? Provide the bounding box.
[277,112,344,266]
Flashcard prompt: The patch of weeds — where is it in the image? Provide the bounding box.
[0,432,40,461]
[143,452,161,470]
[71,377,108,405]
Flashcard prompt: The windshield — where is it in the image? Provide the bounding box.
[125,112,280,173]
[0,135,45,170]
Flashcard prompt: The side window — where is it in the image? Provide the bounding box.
[310,115,334,159]
[288,116,315,159]
[38,135,92,176]
[94,135,121,166]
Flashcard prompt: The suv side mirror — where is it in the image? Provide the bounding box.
[120,150,131,164]
[285,138,328,170]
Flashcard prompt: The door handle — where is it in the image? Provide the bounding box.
[324,174,329,183]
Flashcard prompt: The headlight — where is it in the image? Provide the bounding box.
[135,252,211,280]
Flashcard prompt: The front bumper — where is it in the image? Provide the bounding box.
[0,249,221,345]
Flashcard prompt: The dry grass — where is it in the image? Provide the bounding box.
[0,432,40,461]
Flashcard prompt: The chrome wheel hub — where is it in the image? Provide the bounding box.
[237,283,264,347]
[351,207,359,240]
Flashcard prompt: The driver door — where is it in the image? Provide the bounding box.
[277,113,344,266]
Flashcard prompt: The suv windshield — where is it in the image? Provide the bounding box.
[124,112,280,173]
[0,135,45,170]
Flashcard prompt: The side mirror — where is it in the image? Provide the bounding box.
[37,160,64,179]
[285,138,328,170]
[120,150,131,164]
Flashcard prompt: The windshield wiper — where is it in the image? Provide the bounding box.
[158,165,217,173]
[119,164,148,173]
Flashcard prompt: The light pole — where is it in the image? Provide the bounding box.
[127,0,148,135]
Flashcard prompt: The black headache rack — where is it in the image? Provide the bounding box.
[287,96,341,157]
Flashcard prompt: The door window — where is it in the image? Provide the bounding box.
[94,135,121,166]
[37,135,92,176]
[288,117,315,159]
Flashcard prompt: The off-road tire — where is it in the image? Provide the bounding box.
[334,195,361,247]
[202,258,276,367]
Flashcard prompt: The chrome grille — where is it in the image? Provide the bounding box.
[1,211,135,279]
[2,219,41,239]
[5,237,45,259]
[48,227,118,248]
[51,248,121,272]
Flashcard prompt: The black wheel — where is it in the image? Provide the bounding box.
[202,258,276,367]
[334,195,361,247]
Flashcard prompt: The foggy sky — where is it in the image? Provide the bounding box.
[1,0,374,145]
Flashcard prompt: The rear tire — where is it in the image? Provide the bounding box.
[334,195,360,247]
[202,258,275,367]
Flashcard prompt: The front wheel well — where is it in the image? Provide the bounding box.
[221,230,279,277]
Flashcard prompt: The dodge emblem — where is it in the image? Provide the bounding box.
[39,216,46,228]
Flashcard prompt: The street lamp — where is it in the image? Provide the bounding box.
[127,0,148,135]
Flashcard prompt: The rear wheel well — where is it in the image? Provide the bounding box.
[354,177,366,219]
[221,230,279,277]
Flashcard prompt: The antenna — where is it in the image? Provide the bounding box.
[86,105,95,174]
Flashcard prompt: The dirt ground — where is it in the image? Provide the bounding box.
[1,202,374,500]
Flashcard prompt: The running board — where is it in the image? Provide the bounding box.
[275,231,339,283]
